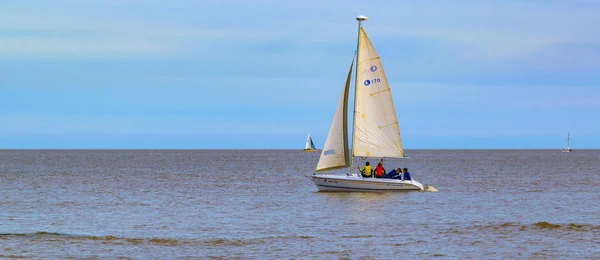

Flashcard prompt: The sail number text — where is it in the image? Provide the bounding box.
[363,78,381,86]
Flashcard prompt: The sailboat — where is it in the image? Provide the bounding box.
[562,132,572,152]
[303,133,317,152]
[310,15,426,191]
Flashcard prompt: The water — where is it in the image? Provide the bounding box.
[1,149,598,259]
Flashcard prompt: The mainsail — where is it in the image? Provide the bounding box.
[315,58,353,172]
[352,28,404,158]
[315,20,405,173]
[305,133,316,150]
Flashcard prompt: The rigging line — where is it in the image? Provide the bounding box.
[357,57,380,66]
[369,88,390,96]
[379,121,398,129]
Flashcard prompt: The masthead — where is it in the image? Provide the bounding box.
[356,15,368,21]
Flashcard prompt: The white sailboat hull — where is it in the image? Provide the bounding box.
[311,174,424,191]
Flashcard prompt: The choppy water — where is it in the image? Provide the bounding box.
[1,149,598,259]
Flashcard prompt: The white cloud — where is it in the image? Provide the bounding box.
[0,3,278,58]
[0,38,174,58]
[0,113,320,136]
[392,82,600,109]
[0,0,599,76]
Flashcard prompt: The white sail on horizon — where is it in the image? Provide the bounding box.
[305,133,316,150]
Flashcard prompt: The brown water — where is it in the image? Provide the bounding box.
[1,149,598,259]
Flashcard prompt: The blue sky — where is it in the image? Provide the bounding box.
[1,0,599,149]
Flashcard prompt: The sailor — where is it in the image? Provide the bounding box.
[357,161,372,178]
[403,168,412,181]
[374,161,385,178]
[387,168,402,179]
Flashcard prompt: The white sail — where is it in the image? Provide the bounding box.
[352,28,404,158]
[565,132,571,150]
[305,133,316,150]
[316,58,353,172]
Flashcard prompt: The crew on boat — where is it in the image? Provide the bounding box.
[386,168,402,179]
[403,168,412,181]
[357,161,372,178]
[358,160,413,180]
[374,159,385,178]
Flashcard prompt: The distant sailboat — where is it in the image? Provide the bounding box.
[303,133,317,152]
[310,15,432,192]
[562,132,572,153]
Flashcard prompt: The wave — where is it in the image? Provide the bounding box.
[0,232,181,246]
[441,222,600,234]
[0,232,314,247]
[531,222,597,231]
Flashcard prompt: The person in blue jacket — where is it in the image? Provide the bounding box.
[386,168,402,179]
[403,168,411,181]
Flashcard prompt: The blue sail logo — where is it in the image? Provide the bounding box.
[364,79,371,86]
[370,66,377,72]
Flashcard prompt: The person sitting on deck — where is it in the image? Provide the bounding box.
[387,168,402,179]
[374,159,385,178]
[357,161,372,178]
[403,168,412,181]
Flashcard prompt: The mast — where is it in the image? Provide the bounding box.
[351,15,368,175]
